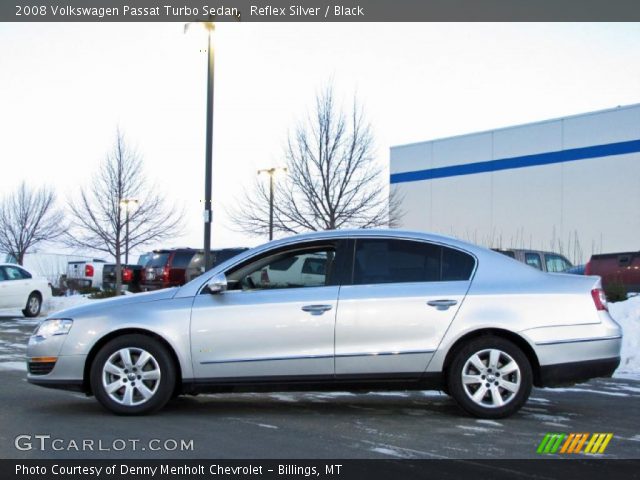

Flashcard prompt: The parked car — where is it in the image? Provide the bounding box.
[492,248,573,273]
[0,264,51,317]
[585,251,640,294]
[27,230,621,418]
[141,248,247,291]
[102,264,144,292]
[565,264,586,275]
[66,259,106,290]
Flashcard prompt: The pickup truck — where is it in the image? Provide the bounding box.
[492,248,573,273]
[585,251,640,293]
[66,259,106,290]
[101,253,151,292]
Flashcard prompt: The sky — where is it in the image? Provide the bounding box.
[1,22,639,259]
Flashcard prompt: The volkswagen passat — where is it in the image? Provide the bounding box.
[26,230,622,417]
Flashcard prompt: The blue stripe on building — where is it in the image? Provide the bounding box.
[390,138,640,184]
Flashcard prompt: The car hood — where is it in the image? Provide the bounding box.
[47,288,179,319]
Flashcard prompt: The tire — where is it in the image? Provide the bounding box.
[90,334,176,415]
[447,336,532,419]
[23,292,42,317]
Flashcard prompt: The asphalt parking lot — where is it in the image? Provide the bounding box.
[1,314,639,460]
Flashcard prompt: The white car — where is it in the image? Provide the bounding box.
[0,263,51,317]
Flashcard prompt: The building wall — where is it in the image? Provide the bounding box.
[390,104,640,263]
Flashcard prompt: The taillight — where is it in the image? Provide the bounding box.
[591,288,608,311]
[122,268,132,283]
[584,261,591,275]
[85,264,94,277]
[162,266,170,282]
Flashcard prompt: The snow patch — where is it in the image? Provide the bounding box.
[609,296,640,375]
[544,387,629,397]
[257,423,279,429]
[46,295,93,315]
[476,419,503,427]
[0,361,26,371]
[370,447,407,458]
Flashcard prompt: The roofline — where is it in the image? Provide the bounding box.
[391,102,640,151]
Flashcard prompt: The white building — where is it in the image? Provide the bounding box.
[390,104,640,263]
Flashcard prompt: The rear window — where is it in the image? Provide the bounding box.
[302,257,327,275]
[172,251,196,268]
[137,254,152,267]
[147,253,170,267]
[269,256,298,271]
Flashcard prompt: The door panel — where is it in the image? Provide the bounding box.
[190,286,338,379]
[335,238,475,376]
[335,281,468,375]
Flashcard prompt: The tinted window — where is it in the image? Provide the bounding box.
[545,254,572,273]
[302,257,327,275]
[269,256,298,271]
[4,266,30,280]
[353,239,474,285]
[0,268,7,281]
[137,254,152,267]
[442,247,476,281]
[147,253,170,267]
[172,251,196,268]
[525,253,542,270]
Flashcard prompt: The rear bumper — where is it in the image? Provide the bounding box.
[538,356,620,387]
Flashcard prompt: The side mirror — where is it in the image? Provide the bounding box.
[206,273,227,294]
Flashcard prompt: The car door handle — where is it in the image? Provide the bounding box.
[301,304,333,315]
[427,299,458,310]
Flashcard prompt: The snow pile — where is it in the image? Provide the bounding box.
[609,295,640,376]
[45,295,93,316]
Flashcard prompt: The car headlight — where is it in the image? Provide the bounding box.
[34,319,73,339]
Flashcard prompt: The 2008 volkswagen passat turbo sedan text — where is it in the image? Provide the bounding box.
[26,230,622,418]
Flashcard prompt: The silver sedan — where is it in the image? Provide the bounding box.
[26,230,622,418]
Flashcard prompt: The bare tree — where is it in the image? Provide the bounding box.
[66,130,183,292]
[231,86,403,237]
[0,182,66,265]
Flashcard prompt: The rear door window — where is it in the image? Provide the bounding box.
[353,239,474,285]
[525,253,542,270]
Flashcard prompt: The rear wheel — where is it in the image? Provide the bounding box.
[447,336,532,418]
[23,292,42,317]
[90,334,176,415]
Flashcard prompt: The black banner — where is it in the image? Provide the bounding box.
[3,0,640,22]
[4,459,640,480]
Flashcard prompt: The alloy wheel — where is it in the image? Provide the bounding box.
[461,348,521,408]
[101,347,161,406]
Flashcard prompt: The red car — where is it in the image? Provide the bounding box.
[585,251,640,295]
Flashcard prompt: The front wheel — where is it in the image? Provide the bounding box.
[90,334,176,415]
[447,336,532,418]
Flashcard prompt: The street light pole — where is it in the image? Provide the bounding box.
[203,22,215,270]
[258,167,287,240]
